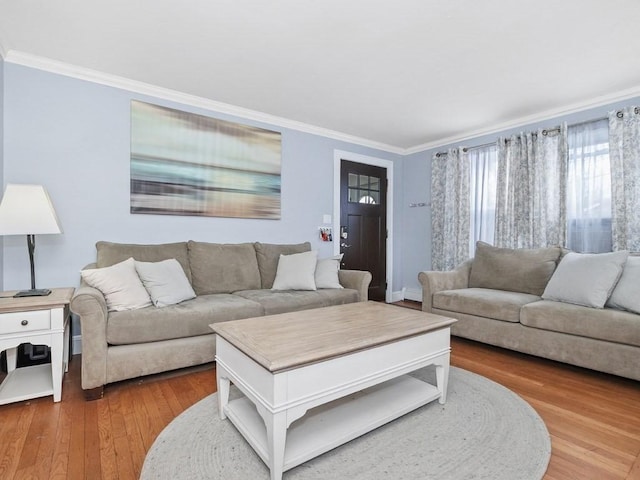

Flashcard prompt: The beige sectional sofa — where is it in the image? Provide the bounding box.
[419,242,640,381]
[71,241,372,399]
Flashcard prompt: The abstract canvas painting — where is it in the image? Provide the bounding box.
[130,101,281,219]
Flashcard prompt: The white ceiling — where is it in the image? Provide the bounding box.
[1,0,640,152]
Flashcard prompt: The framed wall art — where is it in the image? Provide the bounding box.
[130,101,282,219]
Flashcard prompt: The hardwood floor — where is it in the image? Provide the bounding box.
[1,305,639,479]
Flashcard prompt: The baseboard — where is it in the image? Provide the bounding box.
[403,288,422,302]
[391,290,405,302]
[72,335,82,355]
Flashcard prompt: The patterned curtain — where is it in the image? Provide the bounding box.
[431,147,470,270]
[609,106,640,252]
[494,127,566,248]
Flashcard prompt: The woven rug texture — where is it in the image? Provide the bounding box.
[141,366,551,480]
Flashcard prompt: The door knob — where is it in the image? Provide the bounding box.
[340,243,352,248]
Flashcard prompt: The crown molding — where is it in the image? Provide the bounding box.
[5,50,640,157]
[4,50,405,155]
[405,85,640,155]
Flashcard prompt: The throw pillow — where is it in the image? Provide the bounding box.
[271,250,318,291]
[81,257,152,312]
[469,241,561,296]
[542,251,629,308]
[135,259,196,307]
[606,255,640,314]
[254,242,312,289]
[315,254,344,289]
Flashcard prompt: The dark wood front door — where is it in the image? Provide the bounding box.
[340,160,387,301]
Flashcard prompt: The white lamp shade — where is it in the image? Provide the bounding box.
[0,184,63,235]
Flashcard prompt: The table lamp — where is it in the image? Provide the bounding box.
[0,184,63,297]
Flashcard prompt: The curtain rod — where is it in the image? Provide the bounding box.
[434,107,639,158]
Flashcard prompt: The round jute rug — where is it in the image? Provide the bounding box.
[141,367,550,480]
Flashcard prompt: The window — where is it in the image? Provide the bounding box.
[464,119,612,255]
[468,145,498,256]
[566,119,612,253]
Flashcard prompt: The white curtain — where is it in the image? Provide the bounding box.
[609,106,640,252]
[494,128,566,249]
[566,118,612,253]
[468,145,498,253]
[431,147,470,270]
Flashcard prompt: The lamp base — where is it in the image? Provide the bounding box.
[14,289,52,298]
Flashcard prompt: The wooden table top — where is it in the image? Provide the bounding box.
[211,301,456,372]
[0,287,75,314]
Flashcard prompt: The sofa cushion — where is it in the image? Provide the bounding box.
[188,241,261,295]
[469,241,561,296]
[542,251,628,308]
[254,242,311,289]
[521,300,640,348]
[433,288,541,323]
[234,288,358,315]
[106,294,264,345]
[96,241,191,283]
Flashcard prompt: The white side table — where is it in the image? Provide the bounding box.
[0,287,74,405]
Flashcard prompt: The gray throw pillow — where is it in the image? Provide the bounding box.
[81,258,152,312]
[135,259,196,307]
[542,251,629,308]
[271,251,318,291]
[254,242,311,289]
[315,254,344,289]
[468,242,561,296]
[605,255,640,313]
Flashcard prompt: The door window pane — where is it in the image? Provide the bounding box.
[348,173,358,187]
[348,174,381,204]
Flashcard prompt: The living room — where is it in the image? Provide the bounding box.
[0,2,639,480]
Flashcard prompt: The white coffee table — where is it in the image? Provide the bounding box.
[211,301,456,480]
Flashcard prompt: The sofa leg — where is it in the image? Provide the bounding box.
[84,386,104,401]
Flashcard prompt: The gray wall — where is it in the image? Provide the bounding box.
[3,58,639,307]
[1,63,403,299]
[400,96,640,297]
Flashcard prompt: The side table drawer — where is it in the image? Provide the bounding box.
[0,310,51,334]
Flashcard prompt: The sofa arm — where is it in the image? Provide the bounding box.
[70,283,109,393]
[339,270,372,302]
[418,259,472,312]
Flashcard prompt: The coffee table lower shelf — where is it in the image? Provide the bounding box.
[224,374,440,473]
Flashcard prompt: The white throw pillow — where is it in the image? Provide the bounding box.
[271,250,318,291]
[606,255,640,314]
[81,257,152,312]
[541,251,629,308]
[135,259,196,307]
[315,254,344,289]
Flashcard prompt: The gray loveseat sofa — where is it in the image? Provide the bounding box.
[71,241,372,399]
[419,242,640,381]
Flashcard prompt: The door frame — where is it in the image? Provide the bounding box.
[333,149,393,303]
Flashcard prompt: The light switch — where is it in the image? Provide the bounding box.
[323,214,332,224]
